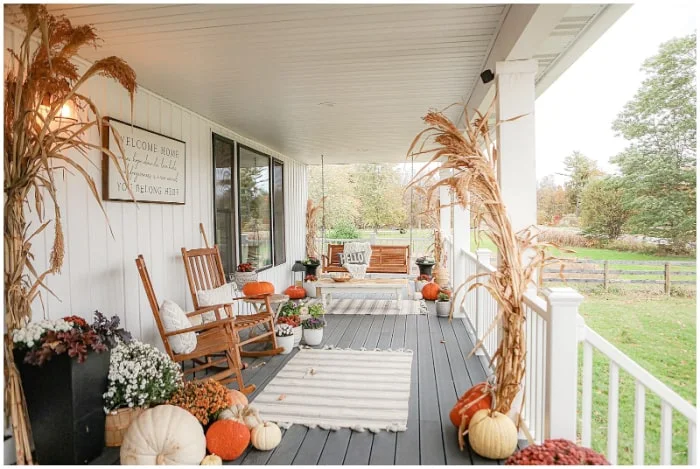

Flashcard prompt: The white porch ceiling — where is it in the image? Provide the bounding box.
[6,3,620,165]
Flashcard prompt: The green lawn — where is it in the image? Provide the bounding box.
[577,292,696,465]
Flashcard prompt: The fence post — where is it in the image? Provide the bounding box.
[664,262,671,295]
[543,287,584,441]
[474,248,492,356]
[603,260,609,292]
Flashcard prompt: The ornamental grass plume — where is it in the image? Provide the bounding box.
[407,102,566,424]
[506,439,610,465]
[168,379,233,425]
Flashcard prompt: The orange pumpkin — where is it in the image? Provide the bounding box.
[284,285,306,299]
[242,281,274,297]
[450,382,492,427]
[422,282,441,301]
[229,389,249,407]
[206,420,250,461]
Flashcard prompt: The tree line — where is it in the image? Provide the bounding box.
[537,34,696,251]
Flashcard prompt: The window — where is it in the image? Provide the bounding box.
[272,158,285,266]
[212,134,236,275]
[238,144,273,269]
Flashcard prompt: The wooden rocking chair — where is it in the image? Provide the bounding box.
[135,255,255,394]
[181,246,283,359]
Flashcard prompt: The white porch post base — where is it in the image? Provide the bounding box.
[543,287,584,440]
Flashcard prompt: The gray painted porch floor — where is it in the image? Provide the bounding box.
[92,291,512,465]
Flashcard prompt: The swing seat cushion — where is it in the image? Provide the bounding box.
[324,245,409,274]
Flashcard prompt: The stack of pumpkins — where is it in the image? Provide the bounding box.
[120,390,282,465]
[450,381,519,460]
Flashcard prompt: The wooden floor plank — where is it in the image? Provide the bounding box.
[265,426,308,465]
[369,314,403,465]
[427,313,474,465]
[395,314,420,465]
[317,429,353,465]
[451,318,489,384]
[344,314,384,465]
[416,313,446,465]
[292,428,331,465]
[239,429,287,465]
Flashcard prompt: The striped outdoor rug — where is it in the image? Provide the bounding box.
[252,347,413,432]
[325,298,426,315]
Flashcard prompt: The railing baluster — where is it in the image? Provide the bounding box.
[689,421,697,465]
[536,314,545,442]
[633,381,646,465]
[581,341,593,447]
[607,362,619,465]
[660,401,673,465]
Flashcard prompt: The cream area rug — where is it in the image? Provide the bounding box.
[325,298,426,315]
[252,347,413,432]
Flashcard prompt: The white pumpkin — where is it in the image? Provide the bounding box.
[467,409,518,460]
[200,454,223,465]
[250,422,282,451]
[120,405,206,465]
[219,404,263,430]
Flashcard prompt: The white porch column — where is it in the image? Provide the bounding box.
[451,202,470,318]
[543,287,584,441]
[495,59,538,233]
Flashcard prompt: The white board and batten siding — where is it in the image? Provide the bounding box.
[5,24,308,346]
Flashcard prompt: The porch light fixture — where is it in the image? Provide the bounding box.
[37,95,77,126]
[480,69,495,84]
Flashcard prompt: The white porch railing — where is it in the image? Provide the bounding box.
[445,237,697,464]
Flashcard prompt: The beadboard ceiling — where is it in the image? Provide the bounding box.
[6,3,615,165]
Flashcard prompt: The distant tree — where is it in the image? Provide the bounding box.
[561,151,602,216]
[580,177,630,240]
[354,164,406,231]
[537,175,569,225]
[308,165,359,230]
[611,34,696,247]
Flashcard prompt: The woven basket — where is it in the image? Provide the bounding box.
[233,271,258,290]
[105,407,145,447]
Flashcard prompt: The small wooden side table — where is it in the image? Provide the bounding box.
[243,293,290,318]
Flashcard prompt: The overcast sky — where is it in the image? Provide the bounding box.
[535,0,698,184]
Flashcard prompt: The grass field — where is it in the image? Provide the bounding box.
[576,291,696,465]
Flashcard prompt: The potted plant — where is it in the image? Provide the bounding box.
[302,304,326,346]
[506,439,609,465]
[303,274,318,298]
[415,274,432,292]
[103,341,183,447]
[277,302,302,346]
[232,262,257,290]
[167,379,232,426]
[436,291,452,317]
[12,315,113,464]
[415,256,436,276]
[275,324,295,355]
[302,256,321,277]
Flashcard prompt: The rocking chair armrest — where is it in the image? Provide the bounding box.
[164,317,235,336]
[186,304,230,321]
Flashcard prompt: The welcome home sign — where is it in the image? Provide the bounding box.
[103,118,186,204]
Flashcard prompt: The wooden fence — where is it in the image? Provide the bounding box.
[540,259,696,294]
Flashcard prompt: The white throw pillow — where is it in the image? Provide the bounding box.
[196,283,234,323]
[159,299,197,354]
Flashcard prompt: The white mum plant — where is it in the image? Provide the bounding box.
[275,323,294,337]
[12,319,73,349]
[103,341,182,413]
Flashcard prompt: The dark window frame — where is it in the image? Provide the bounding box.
[272,157,286,266]
[212,133,237,275]
[236,143,274,272]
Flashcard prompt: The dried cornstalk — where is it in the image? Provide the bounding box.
[4,5,136,463]
[305,197,324,259]
[408,102,564,417]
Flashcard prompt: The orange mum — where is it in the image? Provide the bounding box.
[167,379,232,425]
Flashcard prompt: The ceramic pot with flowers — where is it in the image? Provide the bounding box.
[435,291,452,317]
[303,274,318,298]
[275,324,295,355]
[302,304,326,346]
[415,274,432,293]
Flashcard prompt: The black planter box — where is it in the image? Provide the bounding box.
[416,262,435,277]
[304,263,320,277]
[16,349,110,465]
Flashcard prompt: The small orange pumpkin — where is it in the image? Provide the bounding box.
[242,281,274,297]
[450,381,492,427]
[284,285,306,299]
[229,389,248,407]
[206,420,250,461]
[421,282,441,301]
